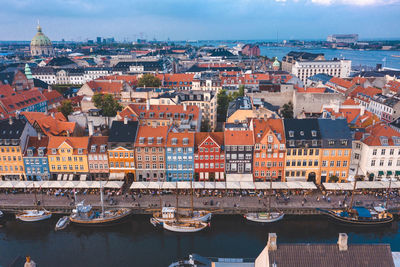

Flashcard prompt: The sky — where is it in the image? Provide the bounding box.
[0,0,399,41]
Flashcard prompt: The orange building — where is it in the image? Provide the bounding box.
[252,118,286,182]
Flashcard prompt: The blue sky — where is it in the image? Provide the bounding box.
[0,0,399,41]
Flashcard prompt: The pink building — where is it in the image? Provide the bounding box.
[88,136,109,180]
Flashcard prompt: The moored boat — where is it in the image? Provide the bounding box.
[16,209,52,222]
[69,201,131,226]
[55,216,70,231]
[244,211,284,223]
[163,221,208,233]
[152,207,212,226]
[317,206,393,225]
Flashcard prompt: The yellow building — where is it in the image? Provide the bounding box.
[285,147,321,182]
[0,117,37,180]
[47,136,89,179]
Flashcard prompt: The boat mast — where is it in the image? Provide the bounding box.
[349,163,359,210]
[175,182,179,222]
[190,179,194,215]
[34,183,38,207]
[100,179,105,217]
[268,171,272,213]
[385,177,392,210]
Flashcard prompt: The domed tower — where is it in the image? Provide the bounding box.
[30,23,54,57]
[272,57,280,71]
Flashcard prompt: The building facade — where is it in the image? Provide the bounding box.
[23,135,50,181]
[88,136,109,180]
[166,132,195,181]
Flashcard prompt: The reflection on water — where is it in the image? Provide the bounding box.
[0,214,400,267]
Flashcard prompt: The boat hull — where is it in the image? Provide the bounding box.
[152,210,212,226]
[163,221,208,233]
[55,216,70,231]
[317,209,394,225]
[70,208,132,226]
[244,212,284,223]
[16,210,52,222]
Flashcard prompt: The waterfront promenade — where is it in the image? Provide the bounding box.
[0,190,398,215]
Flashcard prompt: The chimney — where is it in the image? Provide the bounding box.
[338,233,348,251]
[66,130,70,137]
[88,121,94,136]
[48,85,52,92]
[9,116,13,125]
[51,112,55,118]
[124,116,128,125]
[267,233,277,251]
[183,103,187,111]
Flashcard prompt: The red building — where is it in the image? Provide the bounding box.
[194,132,225,181]
[252,118,286,182]
[241,44,260,57]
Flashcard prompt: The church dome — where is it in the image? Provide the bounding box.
[272,57,280,68]
[31,25,52,47]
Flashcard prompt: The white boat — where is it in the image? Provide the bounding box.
[152,207,212,226]
[16,209,52,222]
[55,216,70,231]
[163,221,208,233]
[244,211,284,223]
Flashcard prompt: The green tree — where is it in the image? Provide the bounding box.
[217,89,230,122]
[137,74,161,87]
[92,93,122,117]
[58,100,73,119]
[281,102,294,119]
[328,175,340,183]
[238,85,245,97]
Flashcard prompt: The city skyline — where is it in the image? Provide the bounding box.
[1,0,400,41]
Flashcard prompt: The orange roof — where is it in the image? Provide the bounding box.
[86,80,125,94]
[0,89,46,114]
[351,77,368,85]
[329,77,354,89]
[88,136,108,154]
[166,132,195,147]
[135,125,169,146]
[156,73,195,84]
[42,89,63,103]
[0,84,14,97]
[99,75,138,86]
[362,122,400,146]
[351,86,382,98]
[385,80,400,94]
[194,132,224,148]
[342,98,358,106]
[120,104,200,122]
[47,136,89,153]
[22,111,75,136]
[224,130,254,145]
[252,118,285,143]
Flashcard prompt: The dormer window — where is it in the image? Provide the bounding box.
[341,140,348,146]
[380,136,389,146]
[27,149,33,157]
[289,140,295,146]
[311,130,317,137]
[183,138,189,145]
[328,140,335,146]
[172,138,178,145]
[393,136,400,146]
[100,145,106,152]
[52,149,57,154]
[157,137,162,144]
[91,145,96,153]
[148,137,154,145]
[78,148,83,154]
[139,137,145,144]
[268,135,273,143]
[300,131,304,136]
[38,149,44,157]
[312,140,318,146]
[289,131,294,138]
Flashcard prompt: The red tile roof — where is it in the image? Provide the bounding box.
[329,77,354,89]
[224,130,254,145]
[42,89,64,104]
[47,136,89,153]
[119,104,200,122]
[88,136,108,154]
[297,87,327,93]
[24,136,50,156]
[135,125,169,146]
[22,111,75,136]
[98,75,138,87]
[252,118,285,143]
[362,122,400,146]
[166,132,195,147]
[385,80,400,94]
[195,132,224,148]
[0,89,46,114]
[86,80,125,94]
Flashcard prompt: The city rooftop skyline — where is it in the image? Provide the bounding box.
[0,0,400,41]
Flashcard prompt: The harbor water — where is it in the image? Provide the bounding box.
[0,214,399,266]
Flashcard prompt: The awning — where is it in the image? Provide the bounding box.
[147,181,163,189]
[396,171,400,176]
[27,181,45,189]
[162,182,177,189]
[378,171,384,176]
[226,181,241,189]
[214,182,226,189]
[193,182,205,189]
[104,181,123,189]
[109,173,124,180]
[323,182,354,191]
[130,182,149,189]
[76,181,90,188]
[0,181,18,188]
[240,181,255,190]
[203,182,215,189]
[14,181,32,188]
[63,181,79,188]
[387,171,393,176]
[177,182,191,189]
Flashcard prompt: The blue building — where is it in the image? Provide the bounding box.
[23,135,50,181]
[166,132,195,181]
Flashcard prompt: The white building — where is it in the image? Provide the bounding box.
[291,60,351,84]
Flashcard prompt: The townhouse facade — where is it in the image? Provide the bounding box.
[23,135,50,181]
[88,136,109,180]
[166,132,195,181]
[135,125,169,181]
[194,132,225,181]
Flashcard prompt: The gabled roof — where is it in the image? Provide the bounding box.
[0,89,46,114]
[42,89,63,103]
[318,118,352,141]
[86,80,125,94]
[88,136,108,154]
[283,119,321,140]
[224,130,254,146]
[47,136,89,152]
[0,117,27,139]
[24,136,49,156]
[119,104,200,122]
[328,77,354,89]
[362,122,400,146]
[22,111,75,136]
[195,132,224,148]
[108,120,139,143]
[252,118,285,143]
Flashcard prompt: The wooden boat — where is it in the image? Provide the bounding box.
[55,216,70,231]
[244,211,284,223]
[318,164,393,225]
[391,55,400,58]
[317,206,393,225]
[163,221,208,233]
[16,209,52,222]
[244,174,284,223]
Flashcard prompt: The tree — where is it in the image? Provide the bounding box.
[281,101,294,119]
[217,89,230,123]
[237,85,245,97]
[137,74,161,87]
[328,175,339,183]
[92,93,122,117]
[58,100,73,119]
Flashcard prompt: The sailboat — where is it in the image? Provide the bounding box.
[161,181,208,233]
[151,180,212,227]
[244,174,284,223]
[16,184,52,222]
[318,165,393,225]
[70,180,131,226]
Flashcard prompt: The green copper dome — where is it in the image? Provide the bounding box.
[30,24,52,47]
[272,57,280,67]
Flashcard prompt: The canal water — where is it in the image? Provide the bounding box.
[0,214,399,267]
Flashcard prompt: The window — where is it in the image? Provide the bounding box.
[343,161,348,167]
[390,149,394,155]
[379,160,384,166]
[336,161,341,167]
[381,149,386,155]
[322,161,327,167]
[330,161,334,167]
[371,160,376,166]
[373,149,377,155]
[388,160,393,167]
